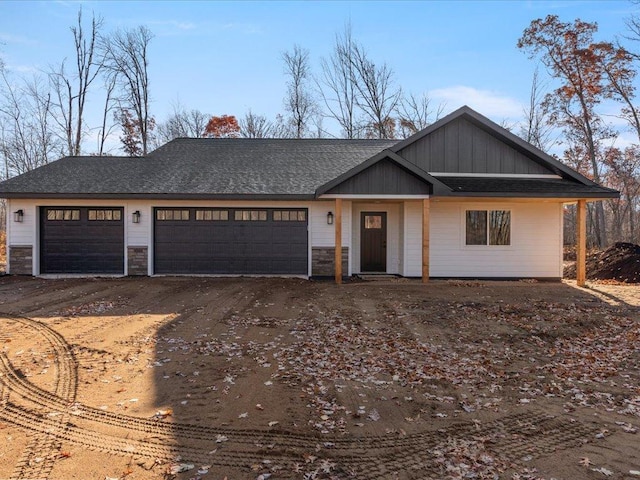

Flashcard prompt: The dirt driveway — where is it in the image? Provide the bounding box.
[0,276,638,479]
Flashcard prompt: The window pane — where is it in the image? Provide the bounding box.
[105,210,113,221]
[259,211,267,221]
[273,211,281,221]
[72,210,80,220]
[63,210,72,220]
[196,210,204,220]
[489,210,511,245]
[298,211,306,221]
[206,210,214,221]
[282,211,290,221]
[466,211,487,245]
[55,210,64,220]
[220,210,228,221]
[364,215,382,229]
[113,210,121,221]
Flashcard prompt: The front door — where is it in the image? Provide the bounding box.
[361,212,387,272]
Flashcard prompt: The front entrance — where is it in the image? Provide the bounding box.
[360,212,387,272]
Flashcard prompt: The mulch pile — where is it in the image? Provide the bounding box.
[564,242,640,283]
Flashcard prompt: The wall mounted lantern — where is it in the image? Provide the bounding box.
[14,209,24,223]
[132,210,141,224]
[327,211,334,225]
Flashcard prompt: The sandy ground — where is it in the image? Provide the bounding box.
[0,276,638,480]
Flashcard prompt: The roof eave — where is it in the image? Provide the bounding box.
[437,191,620,199]
[0,192,317,201]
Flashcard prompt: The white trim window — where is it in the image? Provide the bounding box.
[465,210,511,246]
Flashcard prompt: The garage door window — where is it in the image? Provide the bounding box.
[47,209,80,221]
[273,210,306,221]
[88,209,122,221]
[156,210,190,221]
[235,210,267,221]
[196,209,229,221]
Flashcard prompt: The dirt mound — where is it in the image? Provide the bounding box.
[564,242,640,283]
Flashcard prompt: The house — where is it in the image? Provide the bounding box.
[0,106,618,285]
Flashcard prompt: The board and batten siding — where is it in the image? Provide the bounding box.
[397,117,553,175]
[428,201,563,278]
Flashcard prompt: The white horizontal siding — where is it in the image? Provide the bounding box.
[404,201,423,277]
[309,201,351,248]
[6,199,36,246]
[429,201,563,277]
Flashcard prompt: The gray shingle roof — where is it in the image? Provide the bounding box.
[435,176,619,198]
[0,112,619,201]
[0,138,397,198]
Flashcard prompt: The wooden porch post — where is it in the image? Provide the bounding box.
[422,198,430,283]
[576,199,587,287]
[335,198,343,284]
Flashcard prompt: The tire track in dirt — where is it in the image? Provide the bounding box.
[1,347,598,477]
[1,315,78,480]
[0,309,601,478]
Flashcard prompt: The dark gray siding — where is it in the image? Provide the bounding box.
[326,159,431,195]
[397,117,553,175]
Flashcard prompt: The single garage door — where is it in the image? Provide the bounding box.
[154,207,308,274]
[40,207,124,274]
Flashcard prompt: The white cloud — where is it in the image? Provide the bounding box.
[431,86,523,120]
[146,20,197,32]
[5,64,40,74]
[0,32,38,46]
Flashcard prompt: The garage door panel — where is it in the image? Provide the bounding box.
[41,207,124,274]
[154,208,308,275]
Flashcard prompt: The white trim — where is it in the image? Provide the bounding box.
[319,194,430,199]
[429,172,562,179]
[460,207,513,250]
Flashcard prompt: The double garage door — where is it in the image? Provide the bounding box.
[154,207,308,274]
[40,206,309,275]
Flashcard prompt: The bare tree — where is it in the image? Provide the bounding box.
[49,8,104,156]
[102,26,153,155]
[0,72,61,175]
[349,43,401,139]
[317,24,360,138]
[239,110,275,138]
[155,102,210,145]
[97,72,118,155]
[519,67,554,151]
[396,92,444,138]
[282,45,316,138]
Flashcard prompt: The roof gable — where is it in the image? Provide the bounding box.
[391,106,596,184]
[316,150,452,196]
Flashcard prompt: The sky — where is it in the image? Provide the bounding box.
[0,0,637,152]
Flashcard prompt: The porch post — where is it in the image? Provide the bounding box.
[335,198,343,284]
[422,198,430,283]
[576,199,587,287]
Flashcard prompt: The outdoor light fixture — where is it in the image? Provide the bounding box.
[327,211,334,225]
[14,209,24,223]
[132,210,141,224]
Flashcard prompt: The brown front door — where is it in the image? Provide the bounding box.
[361,212,387,272]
